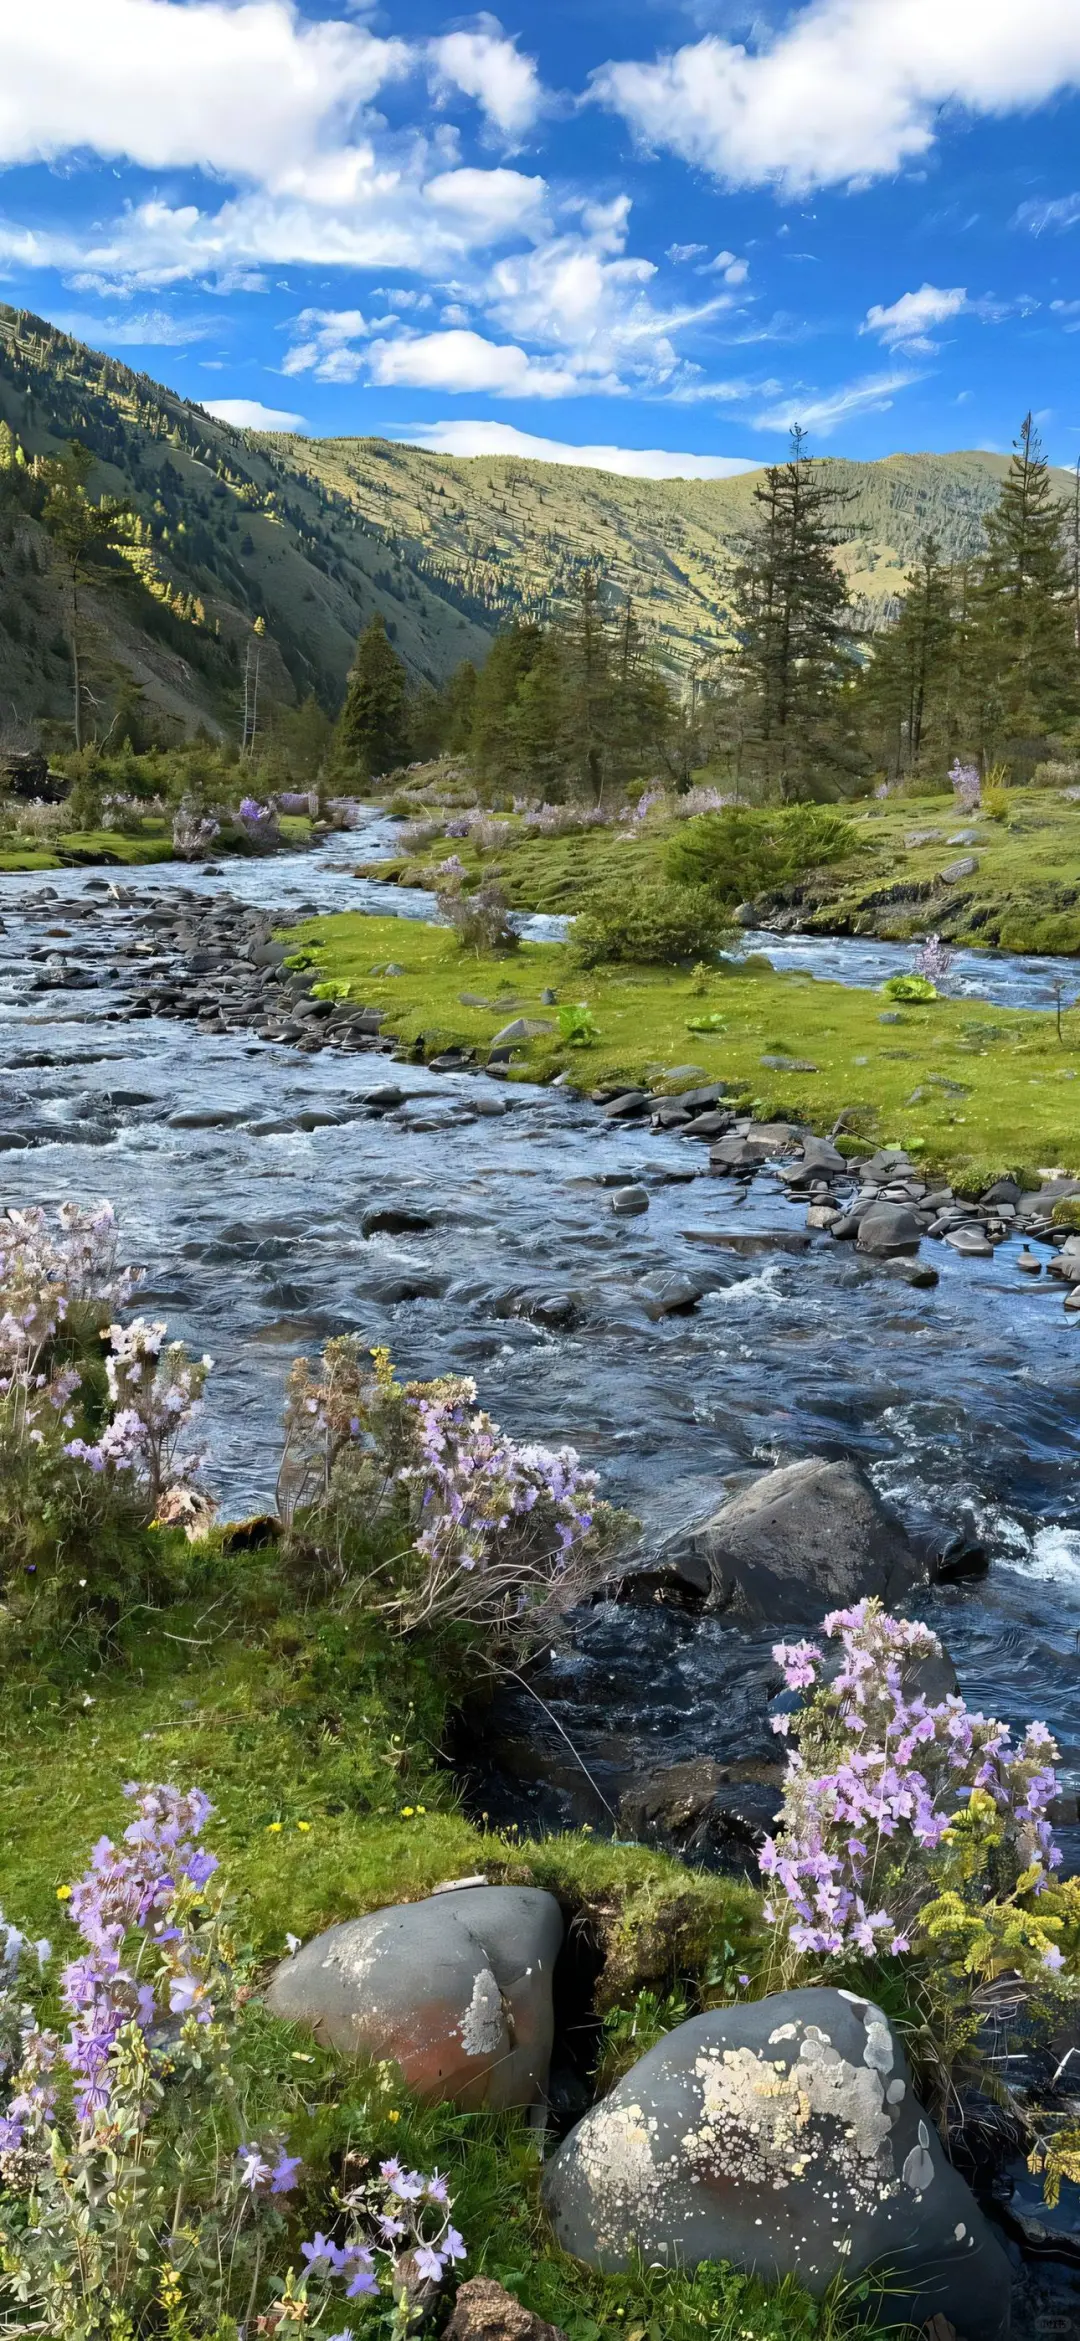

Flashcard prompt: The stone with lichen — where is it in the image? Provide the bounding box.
[542,1988,1009,2339]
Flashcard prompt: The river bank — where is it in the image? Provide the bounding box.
[5,841,1080,2332]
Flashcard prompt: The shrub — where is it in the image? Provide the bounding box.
[276,1339,613,1643]
[761,1599,1071,1987]
[573,877,732,968]
[436,871,519,956]
[948,759,981,813]
[665,805,855,904]
[983,786,1009,822]
[172,798,220,858]
[557,1001,601,1046]
[1032,759,1080,789]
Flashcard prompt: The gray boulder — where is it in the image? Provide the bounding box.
[654,1456,919,1622]
[856,1203,923,1258]
[265,1884,562,2110]
[542,1989,1010,2340]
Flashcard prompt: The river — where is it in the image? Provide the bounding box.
[2,816,1079,1819]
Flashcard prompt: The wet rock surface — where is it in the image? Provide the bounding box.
[265,1885,562,2110]
[654,1456,921,1623]
[542,1988,1011,2340]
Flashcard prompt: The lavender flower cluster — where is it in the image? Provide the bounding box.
[300,2159,465,2321]
[63,1316,212,1503]
[0,1201,141,1446]
[915,932,954,983]
[405,1376,598,1580]
[761,1600,1061,1959]
[172,799,221,859]
[949,759,982,813]
[0,1783,229,2149]
[237,796,281,847]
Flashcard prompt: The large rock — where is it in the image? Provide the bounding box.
[542,1989,1010,2340]
[654,1456,919,1623]
[856,1203,922,1258]
[265,1885,562,2110]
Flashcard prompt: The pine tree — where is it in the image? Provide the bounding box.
[39,440,135,750]
[469,622,546,789]
[334,611,410,779]
[858,536,957,779]
[962,413,1080,762]
[559,572,617,802]
[728,427,857,801]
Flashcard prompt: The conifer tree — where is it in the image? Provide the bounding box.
[962,413,1079,761]
[469,622,546,789]
[334,611,409,778]
[858,536,957,778]
[728,427,856,800]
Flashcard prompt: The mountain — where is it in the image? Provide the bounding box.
[0,302,1066,747]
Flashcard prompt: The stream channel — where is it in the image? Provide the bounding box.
[2,814,1080,1813]
[6,812,1080,2313]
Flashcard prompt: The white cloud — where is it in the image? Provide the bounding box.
[0,0,408,180]
[593,0,1080,195]
[666,240,707,263]
[428,22,543,142]
[423,165,547,237]
[399,419,759,476]
[366,327,596,397]
[482,199,735,394]
[753,369,920,434]
[1015,191,1080,232]
[52,306,214,347]
[861,281,967,352]
[282,307,372,383]
[204,397,306,429]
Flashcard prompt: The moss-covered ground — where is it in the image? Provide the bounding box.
[0,1549,900,2338]
[367,784,1080,953]
[0,812,313,871]
[287,907,1080,1189]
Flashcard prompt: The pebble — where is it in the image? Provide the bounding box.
[1016,1251,1042,1274]
[610,1186,650,1216]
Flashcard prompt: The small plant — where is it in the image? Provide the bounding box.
[882,972,937,1002]
[983,786,1009,822]
[557,1001,600,1046]
[276,1340,612,1643]
[595,1986,692,2096]
[434,861,519,956]
[172,798,220,858]
[914,934,953,984]
[948,758,981,813]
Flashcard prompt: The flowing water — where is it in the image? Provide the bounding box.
[2,818,1079,1805]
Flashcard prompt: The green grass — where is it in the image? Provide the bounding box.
[371,783,1080,953]
[0,812,313,870]
[0,1548,890,2341]
[286,906,1080,1185]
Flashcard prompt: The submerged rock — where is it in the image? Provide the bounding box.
[655,1456,919,1623]
[542,1989,1010,2340]
[266,1885,562,2110]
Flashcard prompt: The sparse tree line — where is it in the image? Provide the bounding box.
[333,411,1080,805]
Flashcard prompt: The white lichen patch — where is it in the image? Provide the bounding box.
[863,2021,894,2073]
[573,2098,669,2245]
[682,2022,901,2213]
[326,1915,392,1988]
[459,1965,506,2058]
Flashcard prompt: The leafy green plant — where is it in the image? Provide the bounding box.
[882,973,937,1002]
[557,1001,601,1046]
[594,1986,692,2097]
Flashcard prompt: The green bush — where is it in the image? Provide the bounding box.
[665,805,856,904]
[573,878,733,968]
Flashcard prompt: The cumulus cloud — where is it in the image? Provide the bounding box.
[428,22,544,142]
[366,327,601,397]
[400,418,758,475]
[0,0,408,180]
[861,281,967,351]
[204,397,306,429]
[753,368,920,434]
[593,0,1080,194]
[51,306,215,347]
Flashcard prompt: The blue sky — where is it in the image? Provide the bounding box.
[3,0,1080,477]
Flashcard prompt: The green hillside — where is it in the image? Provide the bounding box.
[0,299,1067,746]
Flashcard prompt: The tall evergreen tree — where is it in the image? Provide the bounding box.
[560,572,617,802]
[39,440,134,750]
[858,535,957,779]
[334,611,409,778]
[469,621,546,789]
[728,427,857,801]
[962,413,1079,761]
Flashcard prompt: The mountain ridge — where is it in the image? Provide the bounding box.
[0,301,1064,745]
